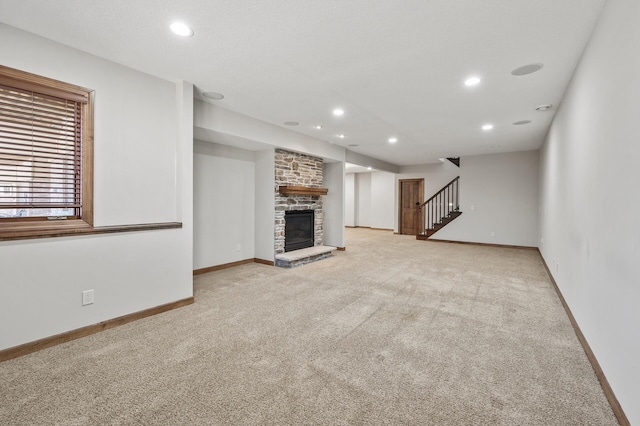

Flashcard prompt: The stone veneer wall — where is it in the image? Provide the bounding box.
[274,149,323,255]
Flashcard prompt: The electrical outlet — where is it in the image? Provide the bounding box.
[82,290,94,306]
[490,231,496,237]
[235,244,242,252]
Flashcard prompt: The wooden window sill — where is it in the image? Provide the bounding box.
[0,221,182,242]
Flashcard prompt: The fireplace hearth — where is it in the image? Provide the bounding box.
[284,210,314,252]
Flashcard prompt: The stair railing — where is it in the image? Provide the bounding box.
[418,176,459,234]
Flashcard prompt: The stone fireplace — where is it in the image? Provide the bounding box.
[274,149,333,266]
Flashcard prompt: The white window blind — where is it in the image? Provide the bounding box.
[0,82,83,218]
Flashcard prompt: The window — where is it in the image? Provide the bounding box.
[0,65,93,237]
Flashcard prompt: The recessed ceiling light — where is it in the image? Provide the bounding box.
[513,120,532,125]
[203,91,224,100]
[388,137,398,143]
[482,124,494,131]
[315,125,323,129]
[511,63,544,76]
[464,76,481,87]
[333,108,345,117]
[536,104,553,112]
[170,22,194,37]
[367,167,372,171]
[348,144,359,147]
[284,121,299,126]
[337,134,345,139]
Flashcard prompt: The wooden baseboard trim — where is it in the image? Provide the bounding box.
[537,250,629,426]
[254,258,275,266]
[0,296,194,363]
[193,259,254,275]
[428,239,538,250]
[336,247,346,251]
[345,226,357,228]
[370,227,394,231]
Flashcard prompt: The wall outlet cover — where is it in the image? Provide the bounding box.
[82,290,94,306]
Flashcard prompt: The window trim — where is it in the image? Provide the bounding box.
[0,65,94,238]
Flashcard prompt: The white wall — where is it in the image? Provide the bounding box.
[193,141,255,269]
[345,173,356,227]
[254,148,275,262]
[355,173,372,227]
[0,24,193,350]
[538,0,640,421]
[370,172,396,230]
[436,151,539,246]
[323,162,345,247]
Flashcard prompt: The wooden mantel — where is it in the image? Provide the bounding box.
[278,185,328,196]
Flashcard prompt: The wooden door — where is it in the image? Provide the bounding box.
[399,179,424,235]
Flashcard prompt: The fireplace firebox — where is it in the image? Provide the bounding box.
[284,210,314,252]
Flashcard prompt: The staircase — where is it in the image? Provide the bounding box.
[416,176,462,240]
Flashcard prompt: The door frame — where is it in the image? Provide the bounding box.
[398,178,424,235]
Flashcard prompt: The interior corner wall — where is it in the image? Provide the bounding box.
[322,162,345,247]
[254,148,276,262]
[370,171,396,230]
[355,173,372,227]
[435,150,539,246]
[193,141,255,269]
[344,173,356,227]
[538,0,640,421]
[0,24,193,351]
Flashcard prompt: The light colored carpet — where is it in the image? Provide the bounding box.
[0,229,617,425]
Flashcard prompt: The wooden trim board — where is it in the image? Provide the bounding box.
[193,259,254,275]
[0,222,182,242]
[194,259,275,275]
[336,247,346,251]
[254,258,275,266]
[537,250,629,426]
[0,297,194,363]
[428,238,538,250]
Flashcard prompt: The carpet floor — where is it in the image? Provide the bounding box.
[0,229,617,425]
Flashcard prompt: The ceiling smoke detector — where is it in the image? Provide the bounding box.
[203,92,224,100]
[511,63,544,76]
[536,104,553,112]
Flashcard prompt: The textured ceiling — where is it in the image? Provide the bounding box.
[0,0,606,165]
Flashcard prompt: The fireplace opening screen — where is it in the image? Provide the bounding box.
[284,210,314,252]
